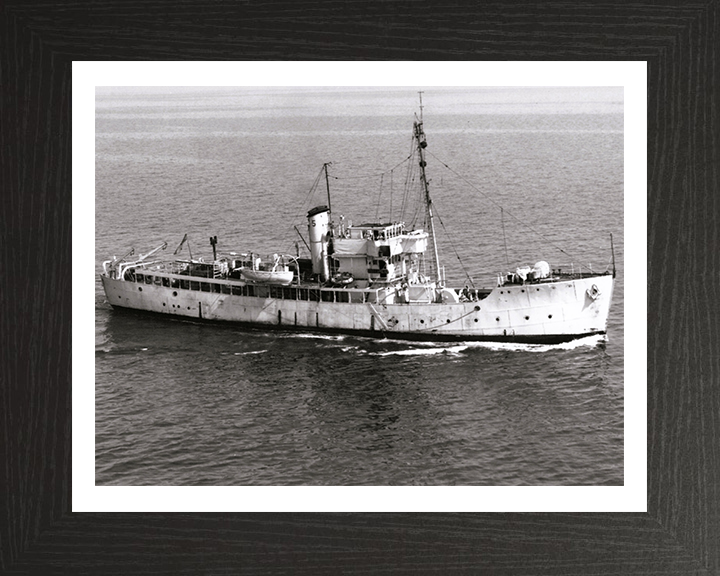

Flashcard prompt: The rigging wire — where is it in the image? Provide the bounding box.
[400,134,417,223]
[284,165,326,254]
[330,155,412,181]
[330,155,412,223]
[294,164,325,219]
[389,172,393,221]
[426,149,583,266]
[501,207,510,267]
[432,202,476,289]
[375,173,384,220]
[390,168,394,219]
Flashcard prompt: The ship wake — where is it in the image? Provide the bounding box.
[366,334,606,356]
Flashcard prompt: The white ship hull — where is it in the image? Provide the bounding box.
[101,273,613,343]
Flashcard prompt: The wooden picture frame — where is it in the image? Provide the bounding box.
[2,2,717,573]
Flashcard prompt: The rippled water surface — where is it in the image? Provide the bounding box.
[95,87,624,485]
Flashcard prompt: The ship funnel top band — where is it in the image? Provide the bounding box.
[307,205,329,218]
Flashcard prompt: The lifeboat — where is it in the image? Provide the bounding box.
[241,269,294,285]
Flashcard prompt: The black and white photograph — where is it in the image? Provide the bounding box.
[94,82,625,487]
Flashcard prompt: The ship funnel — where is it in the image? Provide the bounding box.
[307,205,330,281]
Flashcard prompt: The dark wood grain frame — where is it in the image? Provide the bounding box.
[1,2,717,574]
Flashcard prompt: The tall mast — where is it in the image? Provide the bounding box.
[413,98,442,287]
[323,162,332,216]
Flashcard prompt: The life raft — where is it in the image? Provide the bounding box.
[330,272,354,286]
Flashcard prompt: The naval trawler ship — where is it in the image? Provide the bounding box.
[100,105,615,344]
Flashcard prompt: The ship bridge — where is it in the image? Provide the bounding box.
[332,221,429,284]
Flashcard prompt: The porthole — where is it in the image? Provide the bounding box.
[162,303,166,306]
[420,319,424,324]
[500,291,503,294]
[138,287,142,291]
[446,319,451,323]
[548,314,553,319]
[496,317,500,322]
[474,319,478,323]
[525,316,530,320]
[173,291,178,297]
[521,289,525,293]
[474,306,480,311]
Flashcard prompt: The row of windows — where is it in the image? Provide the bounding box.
[133,273,367,303]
